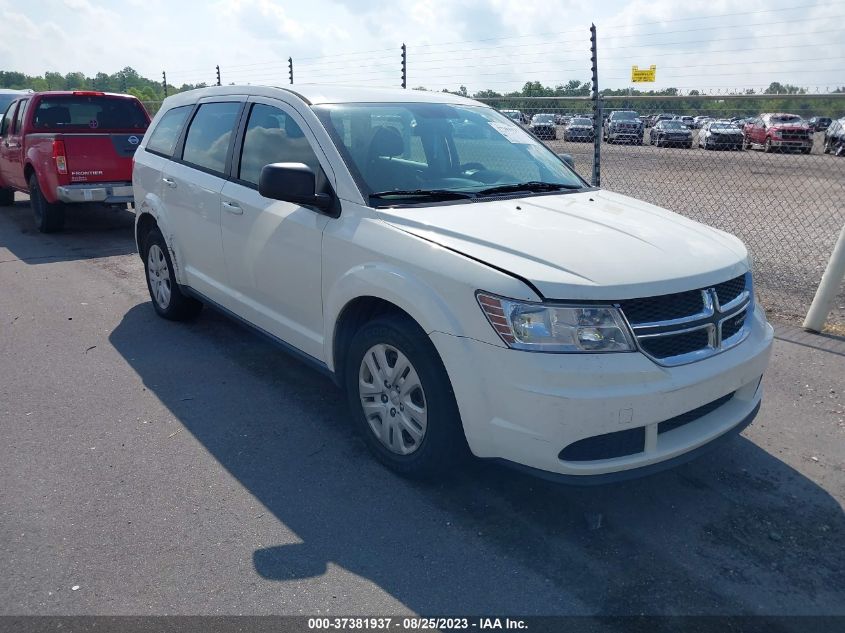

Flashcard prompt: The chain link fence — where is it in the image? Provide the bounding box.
[479,94,845,329]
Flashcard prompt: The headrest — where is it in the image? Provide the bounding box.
[38,107,70,126]
[368,126,403,158]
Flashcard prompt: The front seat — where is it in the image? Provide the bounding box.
[365,126,405,192]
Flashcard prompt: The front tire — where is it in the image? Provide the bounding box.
[29,175,65,233]
[764,138,774,153]
[142,227,202,321]
[345,314,467,478]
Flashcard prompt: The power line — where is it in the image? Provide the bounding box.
[602,28,841,50]
[410,2,843,49]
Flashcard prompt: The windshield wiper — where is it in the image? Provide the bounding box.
[475,181,582,197]
[369,189,475,203]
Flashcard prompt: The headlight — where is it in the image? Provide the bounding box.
[477,293,636,353]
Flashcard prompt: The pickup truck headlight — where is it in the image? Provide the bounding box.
[477,293,635,352]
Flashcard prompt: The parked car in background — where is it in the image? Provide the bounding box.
[0,89,33,120]
[693,116,713,128]
[0,90,150,229]
[131,84,773,482]
[650,113,675,128]
[823,118,845,155]
[807,116,832,132]
[529,113,557,140]
[502,109,525,125]
[699,120,744,150]
[563,117,594,142]
[672,115,695,129]
[604,110,643,144]
[648,120,692,148]
[742,113,813,153]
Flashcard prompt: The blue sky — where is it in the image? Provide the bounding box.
[0,0,842,93]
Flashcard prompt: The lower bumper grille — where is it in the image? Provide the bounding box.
[558,392,737,462]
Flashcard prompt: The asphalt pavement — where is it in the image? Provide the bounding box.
[1,195,843,616]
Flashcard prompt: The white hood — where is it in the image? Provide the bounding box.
[378,189,749,300]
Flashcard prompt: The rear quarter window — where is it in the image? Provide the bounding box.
[146,106,193,157]
[33,96,148,131]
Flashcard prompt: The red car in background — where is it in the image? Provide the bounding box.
[0,91,150,232]
[742,113,813,154]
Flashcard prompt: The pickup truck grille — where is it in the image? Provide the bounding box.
[781,131,810,141]
[618,273,752,366]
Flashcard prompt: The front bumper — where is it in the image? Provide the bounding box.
[607,129,642,141]
[769,138,812,149]
[432,304,773,481]
[56,182,134,204]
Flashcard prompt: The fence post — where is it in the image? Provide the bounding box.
[216,65,221,86]
[162,71,168,98]
[590,24,601,187]
[401,44,407,89]
[803,223,845,332]
[288,58,294,85]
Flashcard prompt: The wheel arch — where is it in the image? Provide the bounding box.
[325,264,472,380]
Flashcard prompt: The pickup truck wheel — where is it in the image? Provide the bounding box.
[345,314,466,478]
[29,175,65,233]
[743,137,752,150]
[764,138,774,153]
[0,188,14,207]
[142,227,202,321]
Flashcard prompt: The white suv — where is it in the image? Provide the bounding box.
[132,85,773,482]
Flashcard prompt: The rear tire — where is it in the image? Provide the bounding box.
[0,188,14,207]
[142,226,203,321]
[345,313,467,479]
[29,175,65,233]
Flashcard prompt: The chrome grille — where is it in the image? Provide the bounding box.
[619,273,752,366]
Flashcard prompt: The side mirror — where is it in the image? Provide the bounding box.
[557,153,575,169]
[258,162,333,211]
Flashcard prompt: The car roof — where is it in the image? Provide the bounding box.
[160,84,483,108]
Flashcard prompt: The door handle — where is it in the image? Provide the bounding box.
[222,200,243,215]
[162,177,177,188]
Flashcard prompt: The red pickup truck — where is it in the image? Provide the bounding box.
[0,91,150,232]
[742,112,813,154]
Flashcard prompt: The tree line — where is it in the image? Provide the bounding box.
[1,69,842,117]
[0,67,205,103]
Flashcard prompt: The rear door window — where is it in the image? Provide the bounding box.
[181,102,242,175]
[33,95,148,131]
[14,99,28,133]
[146,106,192,157]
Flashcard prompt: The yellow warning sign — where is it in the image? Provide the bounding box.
[631,65,656,82]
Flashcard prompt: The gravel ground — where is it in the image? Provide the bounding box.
[542,127,845,329]
[0,197,843,617]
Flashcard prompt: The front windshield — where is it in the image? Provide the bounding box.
[770,115,803,124]
[662,121,685,129]
[532,114,554,123]
[313,102,587,204]
[571,118,591,126]
[612,111,638,121]
[711,123,734,130]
